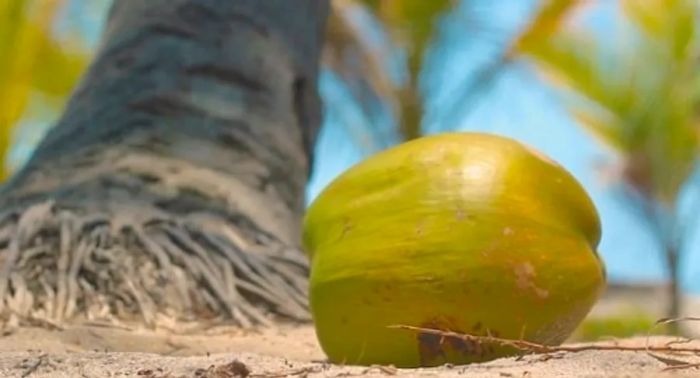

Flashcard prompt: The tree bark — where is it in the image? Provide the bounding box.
[665,244,681,334]
[0,0,329,328]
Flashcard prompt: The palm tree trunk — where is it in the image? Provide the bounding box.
[665,244,681,333]
[0,0,329,328]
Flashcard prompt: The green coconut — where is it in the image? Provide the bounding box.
[303,132,606,367]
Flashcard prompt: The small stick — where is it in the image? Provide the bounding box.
[389,325,700,354]
[663,362,700,371]
[251,366,323,377]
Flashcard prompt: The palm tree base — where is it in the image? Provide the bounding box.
[0,196,310,329]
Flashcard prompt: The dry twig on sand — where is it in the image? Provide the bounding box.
[391,320,700,372]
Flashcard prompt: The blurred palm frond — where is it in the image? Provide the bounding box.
[0,0,88,180]
[515,0,700,206]
[323,0,456,146]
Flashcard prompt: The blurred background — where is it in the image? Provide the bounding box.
[3,0,700,338]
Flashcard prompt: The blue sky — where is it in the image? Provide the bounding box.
[13,0,700,291]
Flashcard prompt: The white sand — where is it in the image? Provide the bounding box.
[0,324,697,378]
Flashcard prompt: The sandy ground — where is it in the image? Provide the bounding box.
[0,324,697,378]
[0,286,698,378]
